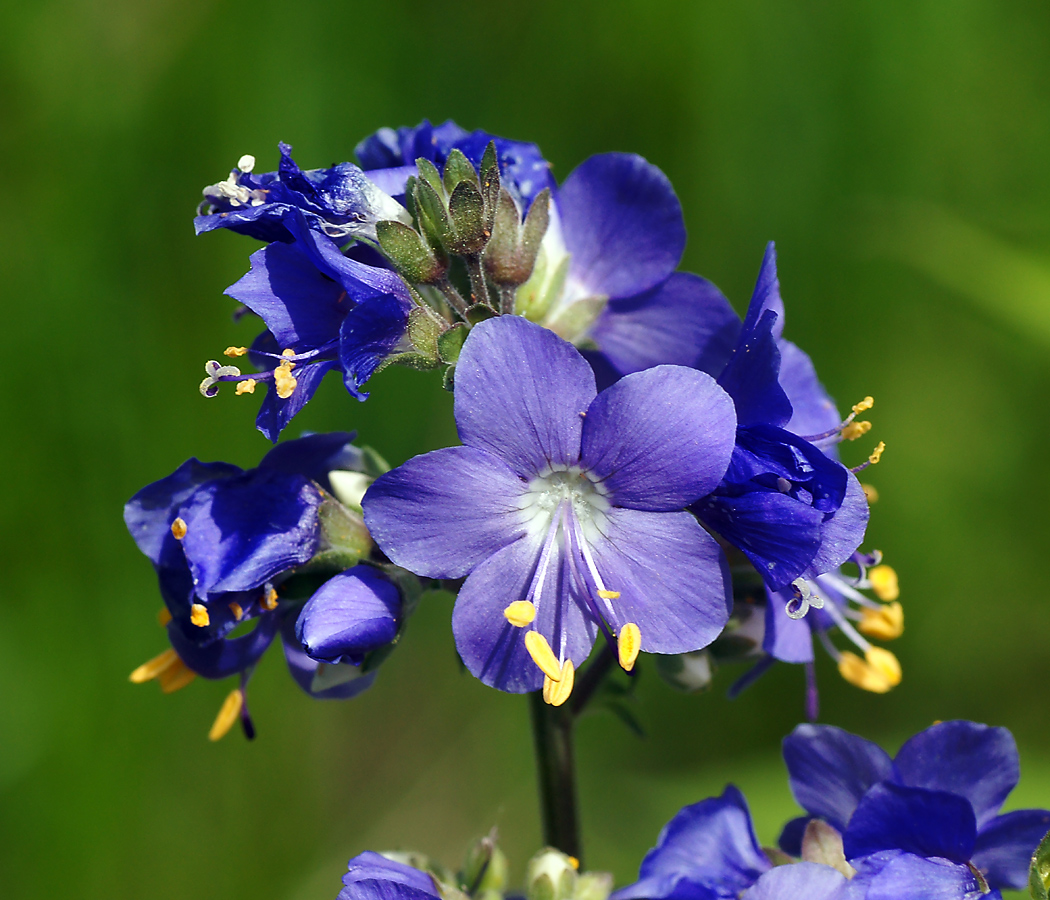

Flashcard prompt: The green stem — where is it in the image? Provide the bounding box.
[529,691,582,862]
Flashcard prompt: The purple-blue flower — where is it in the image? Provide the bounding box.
[125,433,403,738]
[363,315,736,698]
[779,721,1050,893]
[337,852,441,900]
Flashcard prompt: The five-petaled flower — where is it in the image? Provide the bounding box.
[363,315,737,700]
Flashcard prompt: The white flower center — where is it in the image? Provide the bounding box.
[517,465,610,542]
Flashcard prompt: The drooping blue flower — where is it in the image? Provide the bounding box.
[363,315,736,698]
[779,721,1050,893]
[125,433,403,738]
[336,852,442,900]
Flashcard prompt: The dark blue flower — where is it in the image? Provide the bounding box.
[337,852,442,900]
[779,721,1050,893]
[125,433,402,738]
[363,315,736,698]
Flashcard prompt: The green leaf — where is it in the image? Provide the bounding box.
[437,323,469,364]
[1028,827,1050,899]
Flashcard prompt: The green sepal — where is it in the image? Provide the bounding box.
[1028,827,1050,898]
[415,157,446,197]
[380,351,443,372]
[461,836,508,894]
[479,141,501,214]
[414,177,452,247]
[545,295,607,344]
[443,148,479,195]
[437,323,469,364]
[317,496,372,559]
[762,847,794,867]
[442,364,456,392]
[573,873,612,900]
[403,175,419,220]
[517,249,570,322]
[356,445,391,478]
[520,188,551,264]
[466,303,498,325]
[377,220,444,284]
[408,306,443,358]
[800,820,856,878]
[655,650,716,693]
[447,180,488,255]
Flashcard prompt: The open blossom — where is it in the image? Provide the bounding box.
[363,315,736,699]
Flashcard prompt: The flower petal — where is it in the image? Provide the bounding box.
[741,243,785,341]
[586,509,731,654]
[779,340,842,441]
[849,850,994,900]
[281,615,378,700]
[167,612,281,680]
[558,153,686,299]
[589,272,741,377]
[782,723,893,831]
[451,536,597,693]
[843,782,976,863]
[972,808,1050,890]
[892,721,1020,828]
[363,446,528,580]
[454,316,596,477]
[339,852,440,900]
[339,292,411,399]
[741,862,846,900]
[582,366,736,510]
[807,472,869,576]
[259,431,358,494]
[764,591,816,663]
[717,309,792,428]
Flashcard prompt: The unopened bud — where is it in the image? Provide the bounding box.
[526,849,578,900]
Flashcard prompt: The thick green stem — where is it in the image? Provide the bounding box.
[529,692,582,862]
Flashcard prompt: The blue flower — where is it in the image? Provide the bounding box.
[337,852,442,900]
[125,433,403,738]
[363,315,737,699]
[779,721,1050,894]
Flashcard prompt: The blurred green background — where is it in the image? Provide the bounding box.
[3,0,1050,896]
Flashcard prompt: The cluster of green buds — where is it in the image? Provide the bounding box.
[375,144,551,382]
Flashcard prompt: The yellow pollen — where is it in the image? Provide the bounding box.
[858,602,904,641]
[841,420,872,441]
[158,657,196,693]
[129,647,180,683]
[504,600,536,628]
[190,603,210,627]
[865,647,902,687]
[224,346,249,357]
[235,379,257,395]
[837,651,894,694]
[261,588,279,611]
[281,348,296,358]
[274,359,297,399]
[868,564,899,601]
[618,623,642,672]
[568,857,580,870]
[157,607,172,627]
[228,601,244,621]
[868,441,886,465]
[862,483,879,504]
[208,689,244,742]
[524,631,563,681]
[597,589,620,599]
[542,659,575,706]
[852,396,875,414]
[171,517,187,540]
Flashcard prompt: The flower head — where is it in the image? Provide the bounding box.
[363,316,736,698]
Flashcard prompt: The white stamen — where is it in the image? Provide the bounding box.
[237,154,256,173]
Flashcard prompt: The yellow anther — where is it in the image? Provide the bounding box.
[868,564,899,601]
[618,623,642,672]
[228,601,244,621]
[235,379,257,395]
[157,607,172,627]
[524,631,563,681]
[281,348,296,358]
[504,600,536,628]
[261,588,279,611]
[208,689,244,742]
[274,359,298,399]
[841,420,872,441]
[224,346,249,357]
[858,602,904,641]
[158,657,196,693]
[171,517,187,540]
[865,647,902,687]
[862,483,879,504]
[568,858,580,871]
[868,441,886,465]
[837,651,893,694]
[129,647,180,683]
[542,659,575,706]
[852,396,875,414]
[597,589,621,599]
[190,603,210,627]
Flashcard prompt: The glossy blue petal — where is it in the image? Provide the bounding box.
[167,612,281,680]
[338,851,440,900]
[581,365,736,510]
[295,566,401,665]
[891,721,1020,828]
[454,316,596,478]
[778,340,841,441]
[848,850,997,900]
[843,782,977,863]
[613,786,769,900]
[363,446,528,580]
[972,808,1050,890]
[589,273,740,378]
[740,243,785,341]
[763,591,816,663]
[782,723,893,832]
[807,472,869,576]
[124,458,242,568]
[251,329,339,442]
[258,432,357,494]
[559,153,686,299]
[741,862,846,900]
[717,310,792,429]
[177,468,323,595]
[339,292,411,399]
[281,615,378,700]
[356,119,468,169]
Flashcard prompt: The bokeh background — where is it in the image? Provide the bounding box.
[3,0,1050,897]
